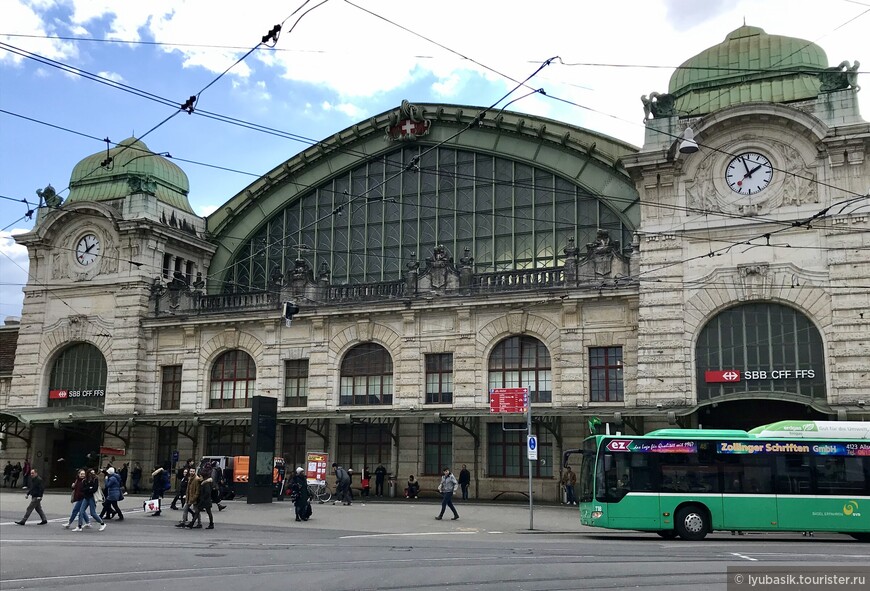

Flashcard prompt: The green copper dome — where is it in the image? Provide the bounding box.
[669,25,828,116]
[67,137,193,213]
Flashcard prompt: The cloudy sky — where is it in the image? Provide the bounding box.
[1,0,869,322]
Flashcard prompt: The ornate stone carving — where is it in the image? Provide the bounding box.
[386,100,431,141]
[506,309,528,335]
[738,263,770,300]
[37,184,63,208]
[641,92,677,120]
[127,174,157,196]
[684,154,718,212]
[777,144,818,206]
[818,60,861,93]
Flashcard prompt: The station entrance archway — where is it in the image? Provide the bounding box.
[697,399,830,431]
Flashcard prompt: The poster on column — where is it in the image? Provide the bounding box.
[306,451,329,485]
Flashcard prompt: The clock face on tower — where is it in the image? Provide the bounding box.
[75,233,101,266]
[725,152,773,196]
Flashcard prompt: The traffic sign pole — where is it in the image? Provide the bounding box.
[527,391,533,531]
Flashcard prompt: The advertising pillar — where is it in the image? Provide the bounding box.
[247,395,277,504]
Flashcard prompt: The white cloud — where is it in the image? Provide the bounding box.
[97,70,125,83]
[334,103,362,118]
[0,231,29,325]
[197,204,219,216]
[432,73,462,98]
[1,0,78,65]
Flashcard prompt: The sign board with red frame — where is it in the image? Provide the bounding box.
[489,387,529,413]
[306,451,329,485]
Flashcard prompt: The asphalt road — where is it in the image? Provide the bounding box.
[1,491,867,591]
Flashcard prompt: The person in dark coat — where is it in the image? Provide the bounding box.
[22,459,31,489]
[170,468,189,510]
[458,464,471,500]
[130,463,142,493]
[290,467,310,522]
[119,463,129,492]
[15,468,47,525]
[191,474,215,529]
[10,462,22,488]
[374,464,387,497]
[3,461,12,487]
[332,463,352,506]
[150,466,167,516]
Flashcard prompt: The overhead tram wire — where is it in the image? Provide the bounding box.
[5,31,868,76]
[202,56,561,291]
[4,106,867,277]
[4,39,866,213]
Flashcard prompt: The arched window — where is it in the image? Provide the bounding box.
[209,350,257,409]
[696,303,826,402]
[340,344,393,406]
[47,342,107,409]
[488,336,552,403]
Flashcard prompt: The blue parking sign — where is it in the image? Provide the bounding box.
[527,436,538,460]
[172,450,179,463]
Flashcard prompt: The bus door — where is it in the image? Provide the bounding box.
[720,453,778,530]
[600,449,661,529]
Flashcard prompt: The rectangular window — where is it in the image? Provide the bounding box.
[156,426,178,468]
[284,360,309,407]
[590,346,624,402]
[425,353,453,404]
[281,424,307,471]
[487,423,553,478]
[160,365,182,410]
[336,424,391,472]
[205,426,250,458]
[424,423,452,475]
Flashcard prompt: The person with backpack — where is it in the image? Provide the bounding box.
[332,463,352,506]
[149,465,168,516]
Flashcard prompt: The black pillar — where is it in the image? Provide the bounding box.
[247,395,277,504]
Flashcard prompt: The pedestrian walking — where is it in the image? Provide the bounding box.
[22,459,32,489]
[81,468,107,530]
[119,463,129,492]
[64,469,91,531]
[131,462,142,494]
[458,464,471,500]
[101,466,124,520]
[2,461,11,487]
[435,467,459,521]
[10,462,22,488]
[176,469,201,528]
[191,472,215,529]
[290,467,310,522]
[149,465,168,516]
[374,464,387,497]
[15,468,48,525]
[170,468,189,510]
[332,463,352,505]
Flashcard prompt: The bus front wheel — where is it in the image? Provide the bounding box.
[675,506,709,541]
[656,530,677,539]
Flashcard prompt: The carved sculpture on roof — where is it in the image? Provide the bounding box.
[420,244,459,291]
[579,229,625,278]
[641,92,677,121]
[777,144,818,207]
[819,60,861,93]
[37,184,63,209]
[386,99,431,141]
[127,174,158,196]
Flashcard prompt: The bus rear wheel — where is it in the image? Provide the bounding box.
[849,533,870,542]
[675,506,709,541]
[656,530,677,539]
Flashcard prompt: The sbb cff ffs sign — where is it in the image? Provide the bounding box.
[705,369,817,383]
[489,388,529,413]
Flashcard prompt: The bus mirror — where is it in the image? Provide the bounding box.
[604,454,613,472]
[562,449,580,468]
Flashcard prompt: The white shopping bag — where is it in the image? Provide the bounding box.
[143,498,161,512]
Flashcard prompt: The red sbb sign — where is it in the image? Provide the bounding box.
[49,389,69,399]
[705,370,741,383]
[489,388,529,414]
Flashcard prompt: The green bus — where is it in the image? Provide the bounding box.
[570,421,870,541]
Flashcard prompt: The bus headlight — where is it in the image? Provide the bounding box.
[591,511,603,519]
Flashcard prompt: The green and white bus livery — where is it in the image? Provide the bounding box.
[571,421,869,541]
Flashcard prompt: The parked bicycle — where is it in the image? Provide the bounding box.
[307,482,331,503]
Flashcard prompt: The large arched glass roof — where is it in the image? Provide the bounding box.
[223,145,634,291]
